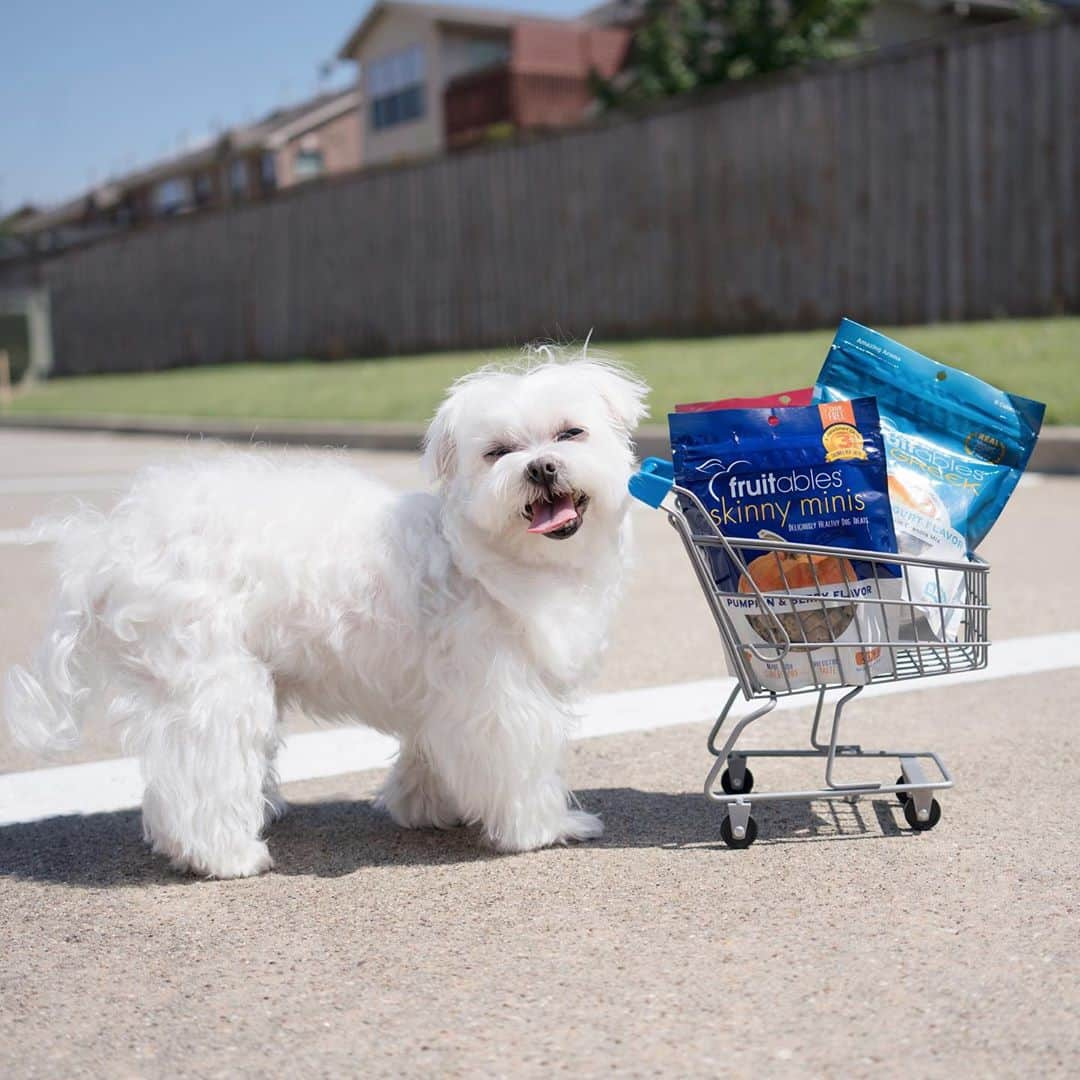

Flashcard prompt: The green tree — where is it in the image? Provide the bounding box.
[596,0,872,106]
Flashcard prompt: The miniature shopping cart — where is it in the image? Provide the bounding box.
[629,458,990,848]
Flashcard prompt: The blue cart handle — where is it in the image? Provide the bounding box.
[629,457,674,508]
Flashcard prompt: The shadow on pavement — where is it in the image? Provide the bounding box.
[0,807,163,888]
[0,798,486,888]
[0,787,912,887]
[584,787,908,850]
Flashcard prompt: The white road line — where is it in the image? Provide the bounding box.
[0,528,52,546]
[579,628,1080,739]
[1,629,1078,827]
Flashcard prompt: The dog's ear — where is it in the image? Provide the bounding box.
[581,362,650,436]
[423,393,459,484]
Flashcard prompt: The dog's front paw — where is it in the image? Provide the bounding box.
[491,808,604,853]
[170,840,275,880]
[559,808,604,843]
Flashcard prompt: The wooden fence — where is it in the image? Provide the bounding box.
[5,17,1077,376]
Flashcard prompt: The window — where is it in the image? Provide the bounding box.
[152,176,192,216]
[442,33,510,81]
[366,45,425,131]
[194,172,213,206]
[260,152,277,192]
[229,159,248,199]
[294,148,324,182]
[372,86,424,131]
[464,39,508,74]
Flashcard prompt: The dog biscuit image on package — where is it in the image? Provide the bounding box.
[669,397,901,691]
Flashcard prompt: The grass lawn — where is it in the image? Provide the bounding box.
[8,317,1078,426]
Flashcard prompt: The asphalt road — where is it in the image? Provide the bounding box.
[1,429,1077,1078]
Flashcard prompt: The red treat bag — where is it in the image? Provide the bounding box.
[675,388,813,413]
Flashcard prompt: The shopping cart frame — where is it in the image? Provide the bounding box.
[629,457,990,848]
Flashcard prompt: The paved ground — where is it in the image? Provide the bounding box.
[1,430,1077,1078]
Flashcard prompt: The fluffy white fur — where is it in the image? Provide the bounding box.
[4,353,648,878]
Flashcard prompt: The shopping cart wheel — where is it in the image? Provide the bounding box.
[903,797,942,832]
[720,766,755,795]
[895,776,909,805]
[720,815,758,849]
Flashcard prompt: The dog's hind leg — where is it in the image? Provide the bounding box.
[138,658,279,879]
[261,724,288,825]
[262,775,289,825]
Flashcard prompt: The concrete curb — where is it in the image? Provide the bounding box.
[0,412,425,453]
[2,414,1079,475]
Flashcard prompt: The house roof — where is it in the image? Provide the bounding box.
[108,139,224,195]
[1,205,40,228]
[338,0,560,58]
[14,85,362,236]
[11,184,127,235]
[232,87,363,151]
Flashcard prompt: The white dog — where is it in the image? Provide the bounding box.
[5,353,648,878]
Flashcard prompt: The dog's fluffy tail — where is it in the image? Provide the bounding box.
[4,663,83,755]
[4,600,96,755]
[4,518,102,756]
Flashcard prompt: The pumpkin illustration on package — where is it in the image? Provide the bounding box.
[887,474,945,521]
[738,537,857,647]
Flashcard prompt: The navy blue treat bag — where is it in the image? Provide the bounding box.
[669,398,900,690]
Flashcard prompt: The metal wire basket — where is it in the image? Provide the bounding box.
[630,457,990,848]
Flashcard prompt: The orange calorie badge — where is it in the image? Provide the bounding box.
[818,401,867,462]
[817,399,855,428]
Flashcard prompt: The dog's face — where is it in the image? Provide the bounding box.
[424,358,648,562]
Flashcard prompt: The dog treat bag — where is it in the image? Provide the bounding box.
[669,398,900,691]
[675,387,814,412]
[814,319,1045,639]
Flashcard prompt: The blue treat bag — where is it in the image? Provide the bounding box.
[670,398,901,690]
[814,319,1045,639]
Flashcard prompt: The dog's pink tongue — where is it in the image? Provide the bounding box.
[527,493,578,534]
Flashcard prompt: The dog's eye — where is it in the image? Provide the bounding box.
[556,428,586,442]
[484,446,514,461]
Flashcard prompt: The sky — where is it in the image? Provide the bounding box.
[1,0,589,215]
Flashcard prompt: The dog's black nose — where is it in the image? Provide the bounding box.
[525,456,560,486]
